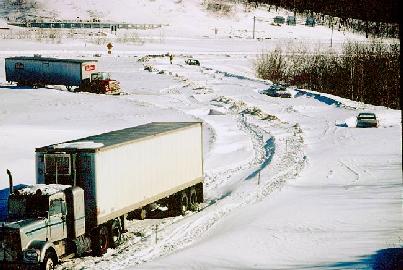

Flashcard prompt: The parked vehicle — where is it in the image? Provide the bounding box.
[356,112,378,128]
[5,56,121,95]
[305,17,316,27]
[185,58,200,66]
[286,16,296,25]
[0,122,204,269]
[273,16,285,24]
[260,84,292,98]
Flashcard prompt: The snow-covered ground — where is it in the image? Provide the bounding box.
[0,1,401,269]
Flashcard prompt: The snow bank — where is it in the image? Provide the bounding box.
[16,184,71,196]
[54,141,104,149]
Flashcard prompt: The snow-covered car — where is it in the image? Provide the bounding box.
[185,58,200,66]
[356,112,378,128]
[260,84,292,98]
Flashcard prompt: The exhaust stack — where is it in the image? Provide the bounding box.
[7,169,13,194]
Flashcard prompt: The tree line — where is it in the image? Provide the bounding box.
[247,0,399,24]
[255,41,400,109]
[247,0,400,38]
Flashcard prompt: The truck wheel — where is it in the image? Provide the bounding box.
[92,225,109,256]
[41,250,57,270]
[110,219,122,248]
[189,187,198,211]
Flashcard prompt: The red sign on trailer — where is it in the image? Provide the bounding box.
[85,64,96,71]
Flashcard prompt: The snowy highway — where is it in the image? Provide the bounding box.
[1,54,400,270]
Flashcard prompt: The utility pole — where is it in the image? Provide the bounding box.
[252,16,256,39]
[329,17,334,47]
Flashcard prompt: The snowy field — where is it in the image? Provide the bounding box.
[0,0,401,269]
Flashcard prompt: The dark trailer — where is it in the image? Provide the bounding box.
[5,56,97,89]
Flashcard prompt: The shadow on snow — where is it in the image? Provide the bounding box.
[297,247,403,270]
[245,137,275,181]
[295,89,342,107]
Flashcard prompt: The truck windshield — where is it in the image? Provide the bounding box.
[91,72,110,81]
[8,195,49,220]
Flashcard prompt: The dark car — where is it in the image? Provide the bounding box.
[287,16,296,25]
[185,58,200,66]
[356,112,378,128]
[273,16,285,25]
[260,84,292,98]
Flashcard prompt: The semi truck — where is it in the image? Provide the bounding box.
[0,122,204,270]
[4,56,121,95]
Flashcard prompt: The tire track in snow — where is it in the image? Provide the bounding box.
[95,59,306,268]
[57,57,306,270]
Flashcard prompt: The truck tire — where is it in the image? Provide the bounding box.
[189,187,198,211]
[138,208,147,220]
[92,225,110,256]
[110,218,122,248]
[179,191,189,215]
[128,208,147,220]
[196,182,204,203]
[41,250,57,270]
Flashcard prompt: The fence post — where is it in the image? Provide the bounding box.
[253,16,256,39]
[155,224,158,244]
[257,171,260,185]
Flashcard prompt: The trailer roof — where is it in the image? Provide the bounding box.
[36,122,202,152]
[5,56,97,64]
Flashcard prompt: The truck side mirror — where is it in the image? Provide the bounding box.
[61,202,67,216]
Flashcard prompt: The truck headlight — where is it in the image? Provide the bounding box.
[23,248,40,263]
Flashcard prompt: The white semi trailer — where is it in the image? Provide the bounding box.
[0,122,203,269]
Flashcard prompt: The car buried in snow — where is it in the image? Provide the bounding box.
[185,58,200,66]
[356,112,378,128]
[260,84,292,98]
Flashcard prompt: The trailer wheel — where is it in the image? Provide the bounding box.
[92,225,109,256]
[41,250,57,270]
[110,219,122,248]
[179,191,189,215]
[129,208,148,220]
[189,187,198,211]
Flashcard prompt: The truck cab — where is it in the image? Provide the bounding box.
[0,184,86,270]
[78,71,120,95]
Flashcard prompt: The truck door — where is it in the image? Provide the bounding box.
[48,199,67,241]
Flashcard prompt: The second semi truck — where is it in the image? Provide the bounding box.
[5,56,121,95]
[0,122,204,270]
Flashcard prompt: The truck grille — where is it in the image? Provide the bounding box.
[108,81,120,94]
[0,228,21,262]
